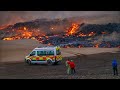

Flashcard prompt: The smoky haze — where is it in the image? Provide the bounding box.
[97,31,120,42]
[0,11,120,26]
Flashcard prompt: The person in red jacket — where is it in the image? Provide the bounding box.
[69,60,76,74]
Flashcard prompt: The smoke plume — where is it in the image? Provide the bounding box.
[0,11,119,26]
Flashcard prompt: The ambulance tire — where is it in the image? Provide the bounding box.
[47,60,53,65]
[27,60,32,65]
[57,61,61,65]
[53,61,58,65]
[54,61,61,65]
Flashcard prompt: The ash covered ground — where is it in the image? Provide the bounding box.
[0,53,120,79]
[0,39,120,79]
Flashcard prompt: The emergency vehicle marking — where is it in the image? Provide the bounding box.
[25,46,62,64]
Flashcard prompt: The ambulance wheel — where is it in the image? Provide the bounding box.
[47,60,53,65]
[53,62,57,65]
[27,60,32,65]
[57,61,61,65]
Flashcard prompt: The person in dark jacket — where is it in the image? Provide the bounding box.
[112,59,118,75]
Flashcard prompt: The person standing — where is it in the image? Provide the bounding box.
[65,58,71,75]
[112,59,118,75]
[69,60,76,74]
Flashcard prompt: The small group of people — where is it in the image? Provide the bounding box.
[65,58,76,75]
[65,58,119,76]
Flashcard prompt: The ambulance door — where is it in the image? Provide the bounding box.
[29,51,36,60]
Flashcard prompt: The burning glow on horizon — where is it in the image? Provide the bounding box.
[2,26,34,40]
[1,22,119,48]
[2,26,47,41]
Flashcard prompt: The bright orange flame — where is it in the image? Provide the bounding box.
[66,23,79,36]
[22,31,32,38]
[24,27,27,30]
[94,43,100,48]
[3,37,14,40]
[95,44,99,48]
[88,32,96,36]
[31,37,36,40]
[45,36,49,39]
[79,33,87,37]
[79,32,96,37]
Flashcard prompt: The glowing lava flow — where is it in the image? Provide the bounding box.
[66,23,79,36]
[3,26,33,40]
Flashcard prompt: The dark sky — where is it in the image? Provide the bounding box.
[0,11,120,26]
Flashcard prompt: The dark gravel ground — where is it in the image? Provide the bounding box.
[0,52,120,79]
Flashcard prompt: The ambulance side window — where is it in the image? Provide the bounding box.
[46,51,54,55]
[37,51,46,56]
[37,51,41,56]
[30,51,36,56]
[43,51,46,55]
[37,51,44,56]
[49,51,54,55]
[41,51,44,55]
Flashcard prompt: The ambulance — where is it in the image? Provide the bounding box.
[25,46,62,65]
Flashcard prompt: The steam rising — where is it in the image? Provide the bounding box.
[95,31,120,43]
